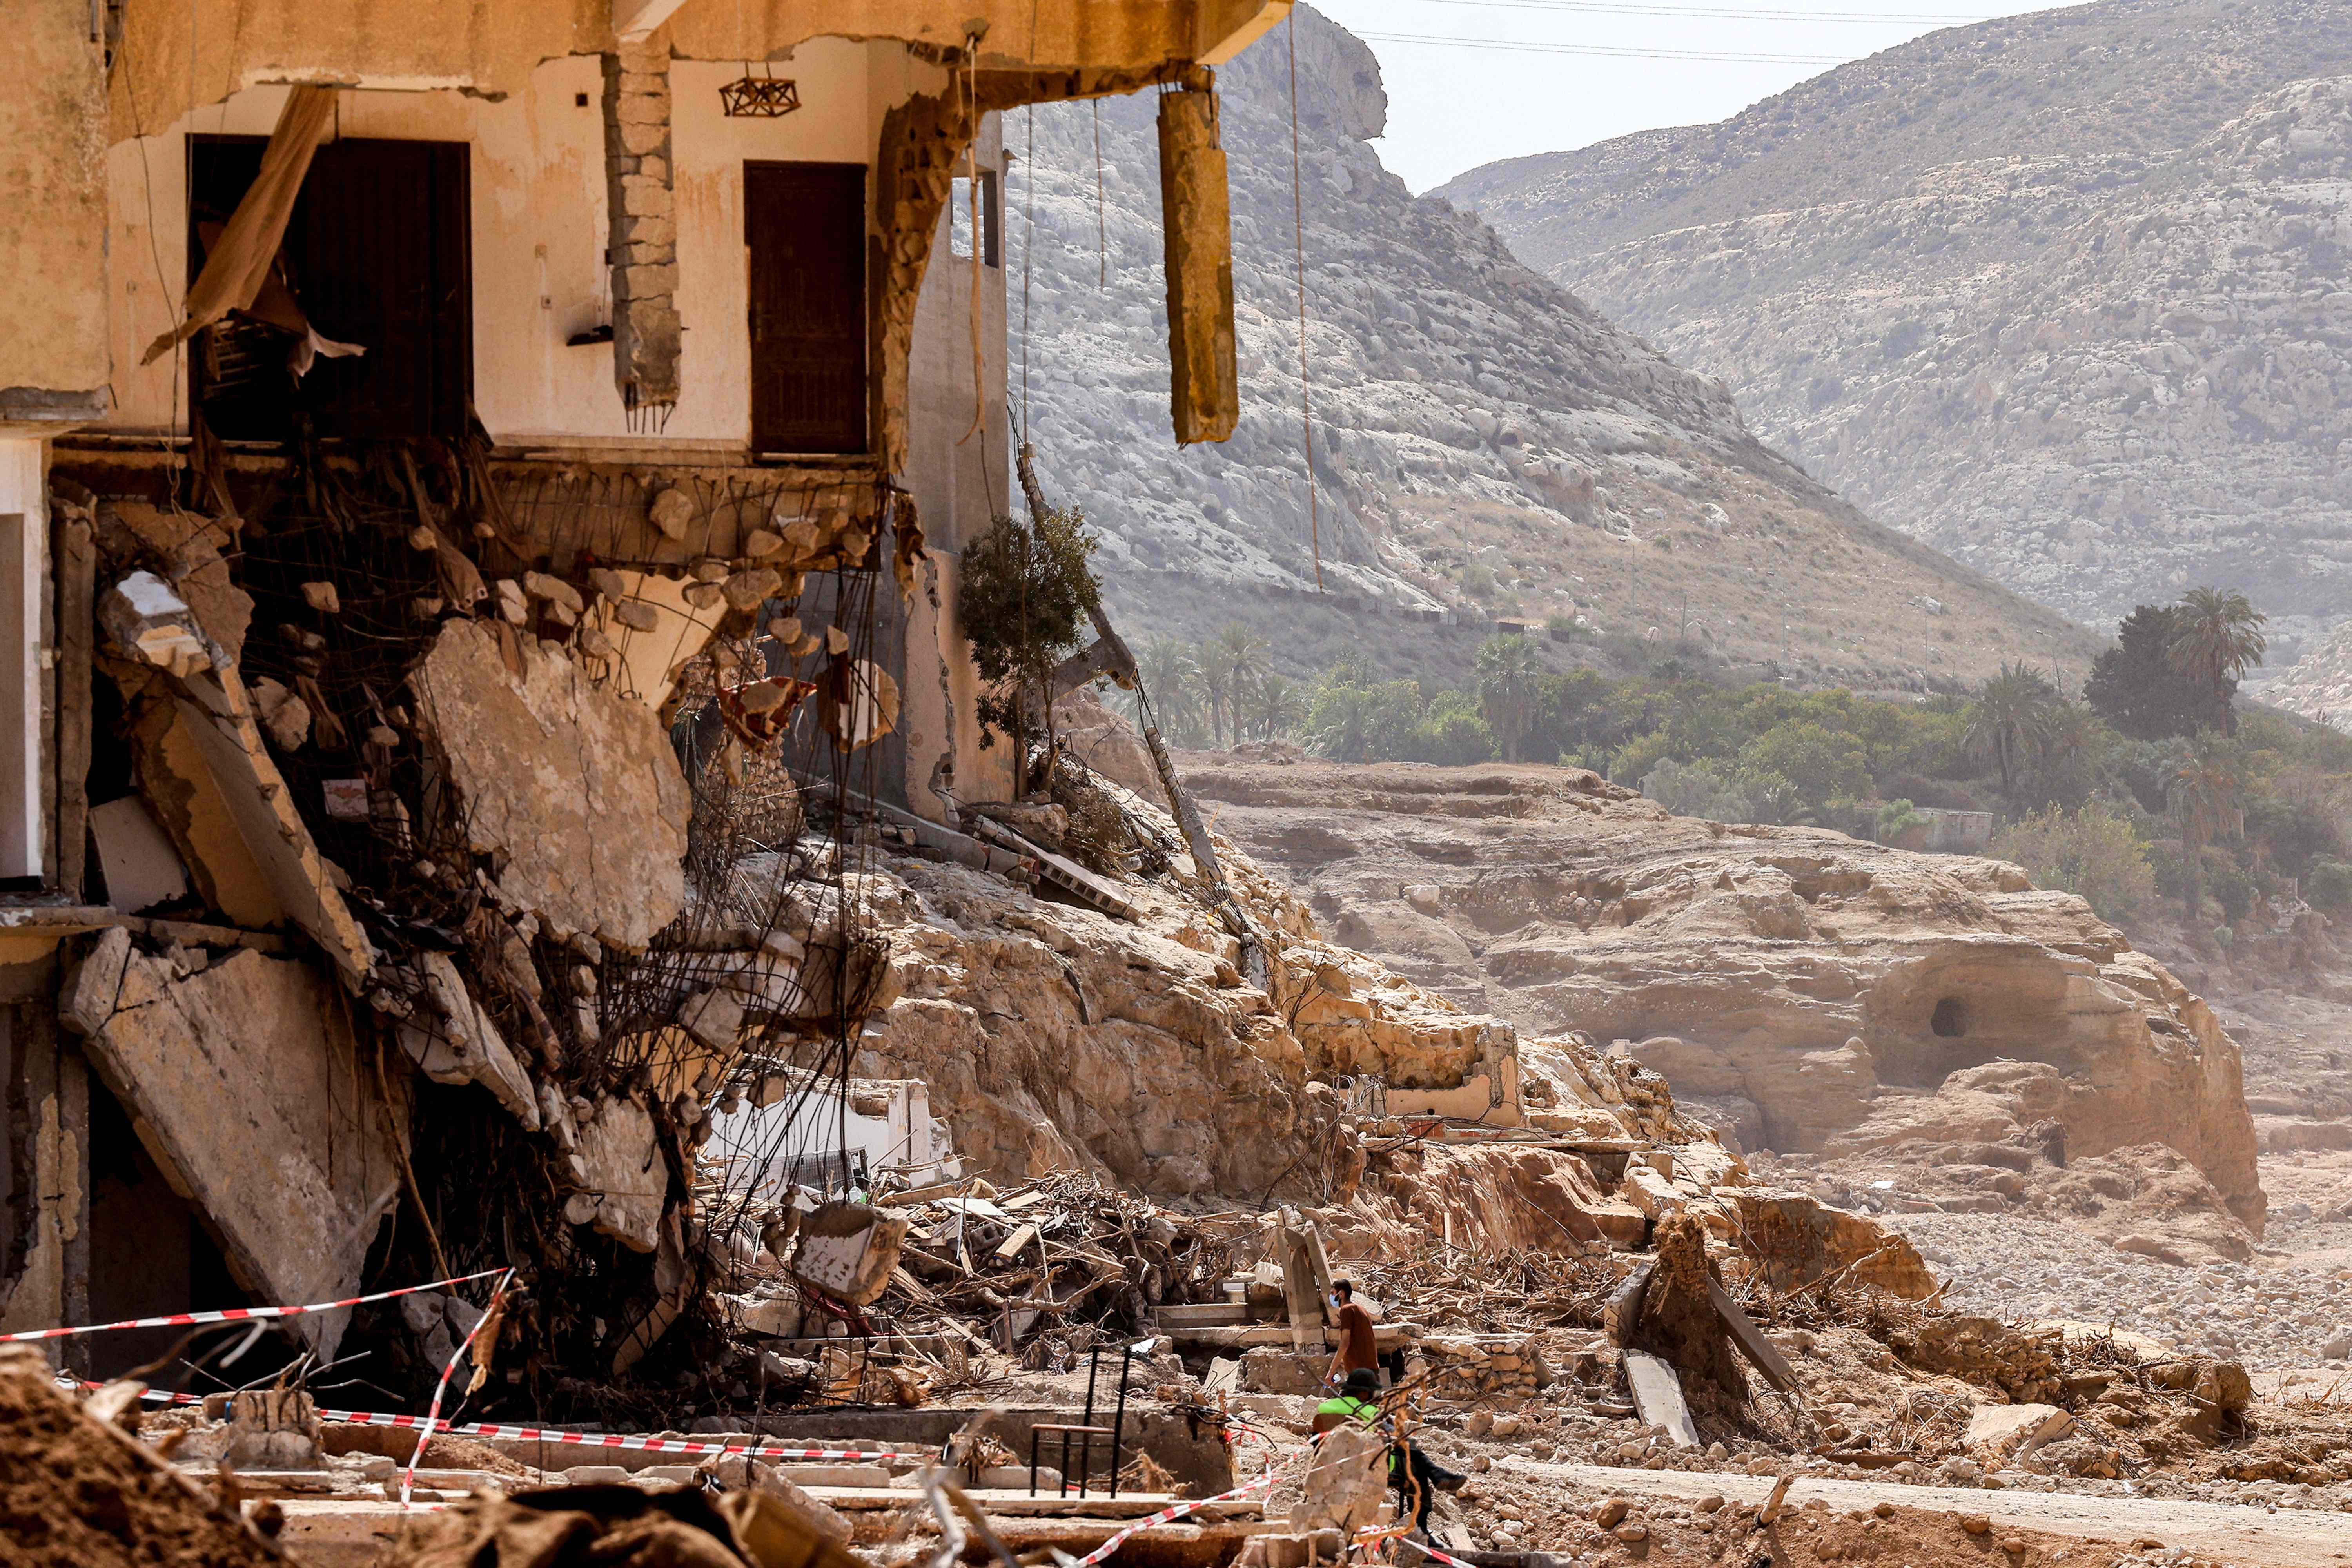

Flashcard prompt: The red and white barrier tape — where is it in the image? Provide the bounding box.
[3,1268,509,1343]
[404,1269,514,1508]
[323,1407,929,1463]
[1065,1454,1296,1568]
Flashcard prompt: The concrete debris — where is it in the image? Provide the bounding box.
[411,618,689,951]
[247,675,312,750]
[1964,1403,2075,1458]
[62,927,401,1356]
[299,580,339,613]
[789,1201,911,1306]
[572,1093,664,1252]
[99,571,212,677]
[394,949,542,1131]
[87,795,191,913]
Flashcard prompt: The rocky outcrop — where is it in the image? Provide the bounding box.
[1441,0,2352,660]
[1015,7,2097,688]
[1179,756,2264,1229]
[844,781,1698,1200]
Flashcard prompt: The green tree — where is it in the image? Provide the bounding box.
[2085,604,2233,740]
[1735,721,1871,817]
[1992,803,2157,923]
[1200,623,1271,747]
[1247,674,1308,741]
[2169,735,2247,924]
[957,503,1100,762]
[1965,662,2060,797]
[2167,586,2268,701]
[1132,638,1204,745]
[1475,633,1543,763]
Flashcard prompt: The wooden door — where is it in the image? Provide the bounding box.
[744,162,868,455]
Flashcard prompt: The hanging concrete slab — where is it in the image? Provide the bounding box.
[410,619,689,951]
[61,927,403,1356]
[102,573,373,982]
[88,796,191,913]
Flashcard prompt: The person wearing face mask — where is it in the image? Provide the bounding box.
[1324,1278,1379,1388]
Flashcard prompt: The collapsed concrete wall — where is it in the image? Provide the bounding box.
[60,928,401,1354]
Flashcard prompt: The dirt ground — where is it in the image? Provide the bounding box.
[0,1348,277,1568]
[1482,1463,2352,1568]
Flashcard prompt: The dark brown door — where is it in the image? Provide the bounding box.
[745,162,868,455]
[188,135,472,441]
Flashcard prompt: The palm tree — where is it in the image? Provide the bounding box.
[1249,674,1309,741]
[2169,587,2268,682]
[2168,587,2266,732]
[1201,623,1271,747]
[1964,662,2060,797]
[2169,735,2246,924]
[1475,633,1543,763]
[1132,638,1202,744]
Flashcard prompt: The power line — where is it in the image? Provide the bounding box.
[1398,0,1988,21]
[1355,30,1850,62]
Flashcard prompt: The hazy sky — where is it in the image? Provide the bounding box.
[1307,0,2092,192]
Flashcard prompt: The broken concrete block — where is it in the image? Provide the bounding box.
[1288,1424,1387,1534]
[249,677,313,751]
[1964,1402,2073,1457]
[573,1093,662,1252]
[590,567,629,603]
[578,626,617,660]
[744,528,784,559]
[690,557,731,583]
[611,600,661,633]
[410,620,689,950]
[100,571,213,677]
[494,579,528,624]
[523,571,586,617]
[301,581,341,614]
[61,928,402,1356]
[790,1202,910,1306]
[682,581,723,611]
[1623,1349,1702,1449]
[396,951,542,1130]
[89,795,192,913]
[649,487,696,539]
[723,568,782,612]
[677,987,748,1048]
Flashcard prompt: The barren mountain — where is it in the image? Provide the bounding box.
[1009,7,2099,688]
[1439,0,2352,674]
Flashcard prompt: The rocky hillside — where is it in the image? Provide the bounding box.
[1009,7,2099,689]
[1439,0,2352,673]
[1174,753,2265,1248]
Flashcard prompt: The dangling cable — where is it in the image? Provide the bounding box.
[1022,0,1039,436]
[1287,11,1324,591]
[1093,100,1108,289]
[957,38,987,446]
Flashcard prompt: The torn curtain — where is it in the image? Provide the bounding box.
[141,85,338,367]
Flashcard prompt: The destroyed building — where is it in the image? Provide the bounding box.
[0,0,1285,1395]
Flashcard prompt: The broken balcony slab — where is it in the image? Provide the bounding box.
[410,618,690,951]
[62,926,403,1356]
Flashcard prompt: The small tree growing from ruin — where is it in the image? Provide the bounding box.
[957,501,1101,770]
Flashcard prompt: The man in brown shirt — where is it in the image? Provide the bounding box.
[1325,1279,1379,1384]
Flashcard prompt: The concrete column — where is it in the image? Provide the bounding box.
[602,36,682,417]
[0,439,47,881]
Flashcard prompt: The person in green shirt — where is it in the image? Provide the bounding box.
[1309,1368,1465,1534]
